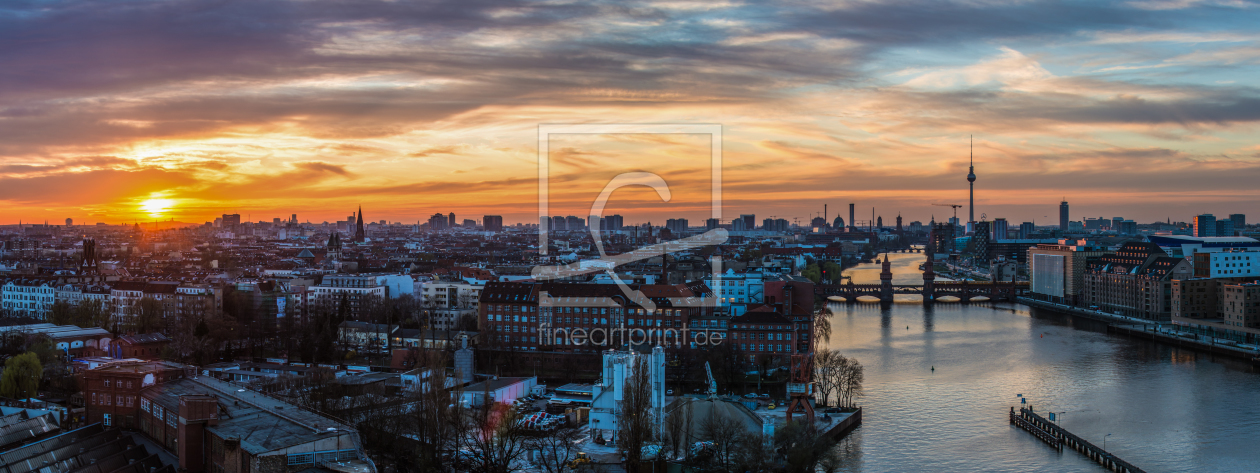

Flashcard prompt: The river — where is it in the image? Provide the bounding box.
[825,252,1260,472]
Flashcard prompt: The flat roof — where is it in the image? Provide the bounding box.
[145,376,357,455]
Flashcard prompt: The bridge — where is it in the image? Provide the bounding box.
[815,253,1028,303]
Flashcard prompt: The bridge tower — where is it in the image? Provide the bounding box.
[922,251,935,303]
[879,255,893,302]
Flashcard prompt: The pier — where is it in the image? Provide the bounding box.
[1009,407,1145,473]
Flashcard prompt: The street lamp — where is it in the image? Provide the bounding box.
[1103,433,1112,453]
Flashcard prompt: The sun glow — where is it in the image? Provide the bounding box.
[140,198,176,218]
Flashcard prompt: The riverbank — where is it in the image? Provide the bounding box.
[1017,297,1260,362]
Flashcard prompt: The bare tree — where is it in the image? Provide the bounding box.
[528,423,583,473]
[617,356,656,472]
[698,408,743,472]
[459,400,530,473]
[813,307,833,346]
[813,349,838,408]
[837,356,865,409]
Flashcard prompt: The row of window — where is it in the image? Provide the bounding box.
[740,343,792,352]
[732,332,793,341]
[90,392,135,407]
[103,379,135,389]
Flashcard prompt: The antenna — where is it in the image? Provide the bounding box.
[970,135,973,166]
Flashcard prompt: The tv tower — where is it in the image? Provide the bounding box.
[967,136,976,224]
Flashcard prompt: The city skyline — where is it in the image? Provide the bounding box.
[3,1,1260,225]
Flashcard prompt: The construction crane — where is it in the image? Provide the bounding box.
[704,361,717,399]
[933,204,962,222]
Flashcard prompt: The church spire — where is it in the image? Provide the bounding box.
[354,205,366,242]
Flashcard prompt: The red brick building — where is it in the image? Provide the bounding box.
[107,333,171,358]
[728,305,807,359]
[478,281,715,352]
[80,360,193,429]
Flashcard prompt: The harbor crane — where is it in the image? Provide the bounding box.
[705,361,718,399]
[933,203,963,222]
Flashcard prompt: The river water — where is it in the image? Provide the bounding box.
[825,252,1260,472]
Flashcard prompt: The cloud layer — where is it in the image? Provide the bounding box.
[2,0,1259,225]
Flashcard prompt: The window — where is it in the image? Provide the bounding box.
[104,379,112,388]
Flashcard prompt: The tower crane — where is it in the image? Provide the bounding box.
[932,204,962,223]
[704,361,717,399]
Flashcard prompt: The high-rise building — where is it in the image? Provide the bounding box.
[1230,213,1246,230]
[222,214,241,228]
[291,214,298,224]
[448,213,456,229]
[551,216,566,232]
[992,218,1008,241]
[849,203,855,232]
[876,216,883,229]
[1117,220,1137,235]
[706,218,720,230]
[972,221,991,264]
[429,213,448,231]
[740,214,756,231]
[1019,222,1035,239]
[1194,214,1217,237]
[1059,201,1069,231]
[1216,219,1235,237]
[484,215,503,232]
[588,215,602,233]
[566,216,585,231]
[605,215,623,232]
[666,218,688,233]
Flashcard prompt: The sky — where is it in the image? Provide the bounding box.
[3,0,1260,227]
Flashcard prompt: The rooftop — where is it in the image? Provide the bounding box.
[144,376,358,456]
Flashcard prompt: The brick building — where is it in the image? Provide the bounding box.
[477,281,714,352]
[1083,242,1192,320]
[81,360,194,429]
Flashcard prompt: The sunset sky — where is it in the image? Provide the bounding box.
[3,0,1260,226]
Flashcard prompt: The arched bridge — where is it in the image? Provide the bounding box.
[815,253,1028,303]
[816,280,1028,303]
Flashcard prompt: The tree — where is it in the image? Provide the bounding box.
[837,356,865,409]
[617,356,656,472]
[813,307,833,346]
[775,420,839,473]
[128,296,165,334]
[48,301,75,326]
[0,352,42,401]
[813,349,838,407]
[698,408,743,471]
[800,264,821,284]
[528,423,584,473]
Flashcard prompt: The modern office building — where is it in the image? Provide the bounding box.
[1019,222,1035,239]
[483,215,504,232]
[1230,213,1246,230]
[992,218,1008,240]
[1194,214,1217,237]
[1059,201,1069,231]
[1028,240,1111,305]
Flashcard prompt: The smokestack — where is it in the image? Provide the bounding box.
[849,204,855,232]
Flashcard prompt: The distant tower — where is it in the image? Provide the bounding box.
[1059,200,1069,232]
[327,232,343,262]
[80,239,98,275]
[967,136,977,224]
[896,214,903,233]
[448,212,456,229]
[849,203,855,232]
[922,248,935,302]
[354,206,365,242]
[877,216,883,229]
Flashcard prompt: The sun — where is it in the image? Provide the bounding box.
[140,198,176,218]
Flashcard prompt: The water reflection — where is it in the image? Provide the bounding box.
[826,253,1260,472]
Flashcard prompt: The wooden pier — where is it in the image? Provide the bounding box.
[1009,407,1145,473]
